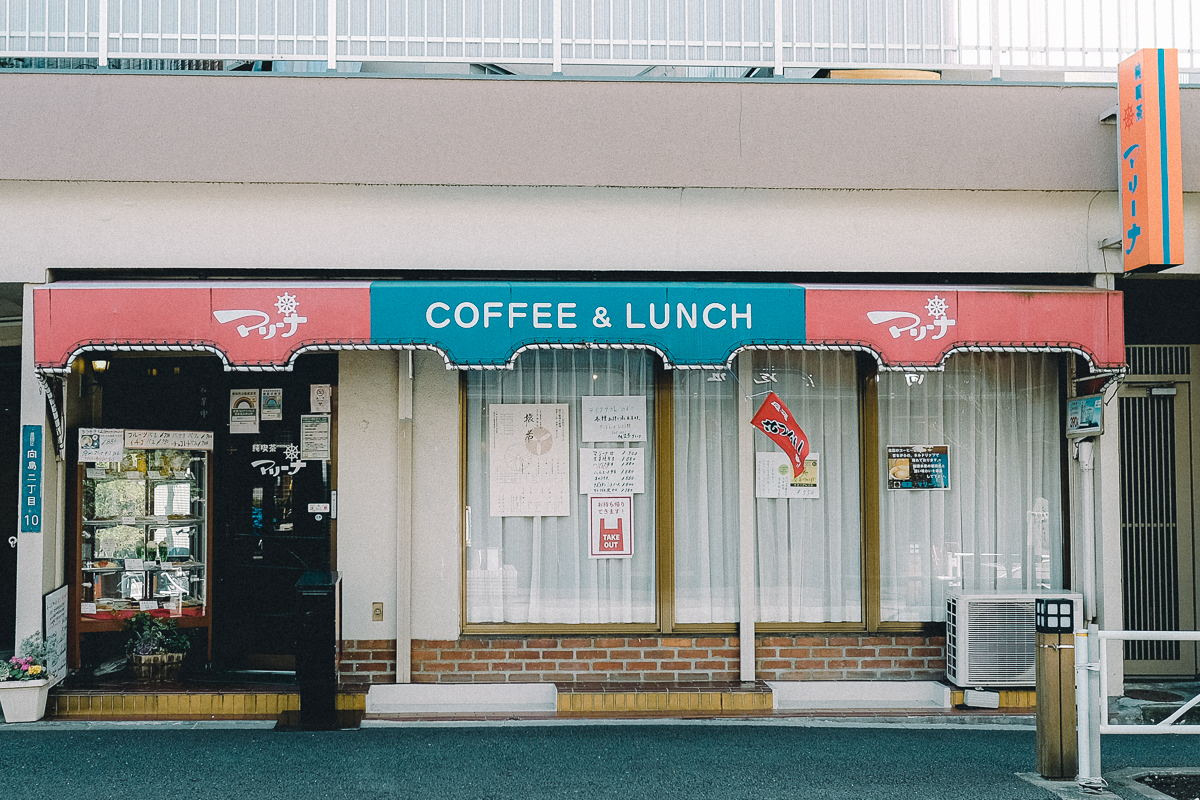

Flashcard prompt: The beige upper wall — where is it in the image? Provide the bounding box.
[1,73,1194,191]
[6,180,1183,278]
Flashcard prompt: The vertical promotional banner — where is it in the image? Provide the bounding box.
[20,425,42,532]
[1118,48,1184,272]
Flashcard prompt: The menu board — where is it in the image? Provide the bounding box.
[581,395,647,442]
[755,451,820,499]
[79,428,125,462]
[886,445,950,490]
[124,430,214,451]
[489,404,570,517]
[579,448,645,494]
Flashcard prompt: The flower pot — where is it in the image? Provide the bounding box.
[0,680,51,723]
[129,652,185,681]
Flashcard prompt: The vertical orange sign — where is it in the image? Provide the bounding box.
[1118,48,1184,272]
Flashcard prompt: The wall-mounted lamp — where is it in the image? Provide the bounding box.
[80,356,110,397]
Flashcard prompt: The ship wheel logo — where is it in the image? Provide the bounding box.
[525,426,555,456]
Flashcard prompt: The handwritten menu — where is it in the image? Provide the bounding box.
[581,395,647,442]
[79,428,125,462]
[124,430,214,451]
[755,451,820,499]
[579,448,645,494]
[489,404,570,517]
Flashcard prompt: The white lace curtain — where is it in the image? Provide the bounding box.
[673,351,863,624]
[464,350,656,624]
[878,353,1063,622]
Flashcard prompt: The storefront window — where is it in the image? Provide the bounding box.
[878,352,1064,622]
[672,351,863,625]
[464,350,656,624]
[753,352,863,623]
[672,366,740,624]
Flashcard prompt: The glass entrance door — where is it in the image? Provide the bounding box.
[212,355,337,671]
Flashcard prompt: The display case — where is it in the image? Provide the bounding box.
[70,430,214,667]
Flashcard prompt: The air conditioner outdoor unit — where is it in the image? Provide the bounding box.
[944,591,1082,688]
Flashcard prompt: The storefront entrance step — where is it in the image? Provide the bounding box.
[769,680,953,710]
[46,689,366,720]
[365,683,558,714]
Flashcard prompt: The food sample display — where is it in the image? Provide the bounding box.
[72,431,214,665]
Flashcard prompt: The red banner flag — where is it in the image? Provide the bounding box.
[751,392,810,478]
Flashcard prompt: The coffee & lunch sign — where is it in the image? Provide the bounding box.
[34,281,1124,372]
[370,282,806,367]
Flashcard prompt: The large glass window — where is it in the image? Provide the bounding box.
[878,353,1064,622]
[465,350,656,624]
[672,351,863,624]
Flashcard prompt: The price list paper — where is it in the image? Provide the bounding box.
[489,404,570,517]
[579,448,645,494]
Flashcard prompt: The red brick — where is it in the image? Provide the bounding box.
[793,659,826,670]
[659,661,691,670]
[860,659,893,669]
[878,647,909,657]
[575,649,609,659]
[557,661,592,671]
[625,661,657,671]
[525,639,559,648]
[629,638,659,647]
[895,659,926,669]
[911,647,943,658]
[414,639,458,648]
[594,638,627,648]
[828,637,861,647]
[591,661,623,670]
[459,662,490,672]
[607,649,642,659]
[559,638,593,648]
[791,637,827,647]
[694,638,727,647]
[677,649,709,659]
[893,637,928,646]
[419,662,457,673]
[710,648,739,658]
[524,661,557,670]
[486,639,525,649]
[755,648,778,658]
[844,648,876,658]
[642,649,673,659]
[826,659,859,670]
[695,660,729,670]
[660,637,693,647]
[355,662,388,672]
[778,648,811,659]
[759,659,791,670]
[490,662,524,671]
[410,650,440,662]
[812,648,843,658]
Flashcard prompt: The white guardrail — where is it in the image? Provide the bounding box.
[1098,630,1200,734]
[2,0,1200,75]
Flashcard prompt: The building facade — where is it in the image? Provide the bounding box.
[1,72,1198,709]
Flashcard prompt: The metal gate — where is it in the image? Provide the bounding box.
[1118,345,1198,677]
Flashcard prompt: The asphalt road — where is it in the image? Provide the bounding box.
[0,722,1194,800]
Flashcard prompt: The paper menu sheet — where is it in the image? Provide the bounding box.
[489,404,570,517]
[581,395,647,442]
[579,448,645,494]
[755,451,820,499]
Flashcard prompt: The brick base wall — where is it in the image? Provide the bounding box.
[395,634,945,684]
[339,639,398,686]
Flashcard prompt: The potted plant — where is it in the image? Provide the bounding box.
[0,633,51,723]
[124,613,190,681]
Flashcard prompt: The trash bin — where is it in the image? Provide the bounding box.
[295,569,342,730]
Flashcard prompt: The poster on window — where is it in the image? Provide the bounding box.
[755,451,820,499]
[78,428,125,462]
[489,403,570,517]
[886,445,950,490]
[589,495,633,558]
[579,448,645,494]
[261,388,283,421]
[581,395,647,442]
[229,389,260,434]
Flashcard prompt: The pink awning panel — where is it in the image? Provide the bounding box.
[34,283,372,371]
[804,287,1124,370]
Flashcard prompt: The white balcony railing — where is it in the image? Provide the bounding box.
[2,0,1199,78]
